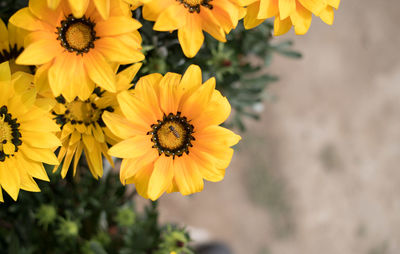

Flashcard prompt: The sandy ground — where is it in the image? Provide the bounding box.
[156,1,400,253]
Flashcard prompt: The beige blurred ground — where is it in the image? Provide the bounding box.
[156,1,400,253]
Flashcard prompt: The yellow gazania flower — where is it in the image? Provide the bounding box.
[243,0,340,35]
[0,62,61,202]
[0,19,32,74]
[141,0,245,58]
[52,63,142,179]
[10,0,144,102]
[103,65,241,200]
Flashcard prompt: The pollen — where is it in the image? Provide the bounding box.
[157,122,186,150]
[0,116,13,153]
[65,23,93,51]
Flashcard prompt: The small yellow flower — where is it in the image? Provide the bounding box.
[0,62,61,202]
[0,19,32,74]
[141,0,246,57]
[103,65,241,200]
[10,0,144,102]
[52,64,142,179]
[244,0,340,35]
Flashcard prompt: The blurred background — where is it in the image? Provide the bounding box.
[155,0,400,253]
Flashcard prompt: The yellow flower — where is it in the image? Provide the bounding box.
[0,62,61,202]
[103,65,241,200]
[244,0,340,35]
[10,0,144,102]
[141,0,245,58]
[52,63,142,179]
[0,19,33,74]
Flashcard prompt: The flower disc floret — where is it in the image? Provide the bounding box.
[57,15,98,55]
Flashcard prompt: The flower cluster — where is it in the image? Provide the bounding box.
[0,0,339,202]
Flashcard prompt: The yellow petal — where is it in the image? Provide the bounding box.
[147,155,174,200]
[102,111,142,139]
[0,162,20,201]
[95,36,144,64]
[94,0,110,20]
[177,15,204,58]
[84,51,116,93]
[108,135,152,158]
[20,144,59,165]
[274,15,292,36]
[278,0,295,19]
[68,0,89,18]
[174,155,204,195]
[180,77,215,120]
[16,39,62,65]
[154,4,187,31]
[96,17,142,37]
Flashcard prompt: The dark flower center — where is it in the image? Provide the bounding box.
[0,106,22,162]
[148,112,195,158]
[57,15,98,55]
[177,0,213,13]
[53,89,114,128]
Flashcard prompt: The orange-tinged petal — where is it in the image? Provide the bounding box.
[108,135,152,158]
[174,155,204,195]
[118,90,160,127]
[154,4,187,31]
[180,77,215,120]
[0,162,20,201]
[84,50,116,92]
[102,111,143,139]
[21,131,61,148]
[319,5,334,25]
[68,0,90,18]
[10,8,49,31]
[16,39,62,65]
[278,0,295,19]
[20,144,59,165]
[147,155,174,200]
[159,72,182,115]
[96,17,142,37]
[199,8,226,42]
[178,15,204,58]
[274,15,292,36]
[47,0,61,9]
[291,4,312,35]
[95,37,144,64]
[94,0,110,20]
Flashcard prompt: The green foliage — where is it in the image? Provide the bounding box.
[0,162,192,254]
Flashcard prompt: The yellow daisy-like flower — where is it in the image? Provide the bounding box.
[10,0,144,102]
[103,65,241,200]
[243,0,340,35]
[0,19,32,74]
[47,0,133,20]
[52,63,142,179]
[141,0,245,58]
[0,62,61,202]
